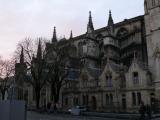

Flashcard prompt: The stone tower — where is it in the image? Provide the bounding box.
[144,0,160,99]
[84,11,99,68]
[15,47,27,99]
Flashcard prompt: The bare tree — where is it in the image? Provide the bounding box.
[14,37,48,109]
[14,38,47,67]
[46,44,69,103]
[0,60,14,100]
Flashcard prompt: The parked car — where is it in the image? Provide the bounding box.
[68,106,87,115]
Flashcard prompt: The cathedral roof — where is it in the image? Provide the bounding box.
[109,62,121,73]
[66,15,144,43]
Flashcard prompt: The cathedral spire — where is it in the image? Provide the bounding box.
[20,46,24,63]
[37,39,42,60]
[69,30,73,39]
[52,26,57,43]
[87,11,94,33]
[108,10,114,26]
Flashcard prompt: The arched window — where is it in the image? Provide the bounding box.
[137,92,141,105]
[110,94,113,105]
[86,95,89,105]
[133,72,139,85]
[106,75,113,87]
[106,94,109,105]
[96,34,103,41]
[116,27,128,38]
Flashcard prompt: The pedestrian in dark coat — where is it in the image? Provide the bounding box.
[47,102,51,113]
[139,102,146,120]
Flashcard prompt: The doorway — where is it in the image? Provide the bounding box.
[91,96,97,111]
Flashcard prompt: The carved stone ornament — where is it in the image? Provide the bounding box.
[154,46,160,58]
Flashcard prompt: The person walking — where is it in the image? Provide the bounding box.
[47,102,51,113]
[54,104,57,113]
[139,102,146,120]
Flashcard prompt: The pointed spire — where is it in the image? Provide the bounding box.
[20,46,24,63]
[52,26,57,43]
[69,30,73,39]
[37,39,42,60]
[87,11,94,33]
[108,10,114,26]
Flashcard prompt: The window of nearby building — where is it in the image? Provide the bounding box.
[82,95,85,105]
[150,93,155,105]
[137,92,141,105]
[73,97,79,105]
[82,95,89,105]
[132,92,136,106]
[82,74,88,88]
[110,94,113,105]
[106,75,113,87]
[86,95,89,105]
[133,72,139,85]
[106,94,113,105]
[106,94,109,105]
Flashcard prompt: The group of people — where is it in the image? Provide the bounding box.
[139,102,152,120]
[47,102,58,113]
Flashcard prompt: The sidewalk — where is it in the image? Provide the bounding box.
[82,112,160,119]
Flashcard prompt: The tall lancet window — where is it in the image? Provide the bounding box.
[106,75,113,87]
[133,72,139,85]
[152,0,156,6]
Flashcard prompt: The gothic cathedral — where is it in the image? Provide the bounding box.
[15,0,160,112]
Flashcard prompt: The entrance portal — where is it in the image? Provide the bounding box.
[122,98,126,110]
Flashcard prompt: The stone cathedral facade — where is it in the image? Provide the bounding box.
[15,0,160,112]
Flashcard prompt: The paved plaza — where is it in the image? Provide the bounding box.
[27,111,160,120]
[27,112,121,120]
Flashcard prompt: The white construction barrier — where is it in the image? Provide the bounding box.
[0,100,26,120]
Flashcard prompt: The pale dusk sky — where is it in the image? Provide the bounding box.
[0,0,144,59]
